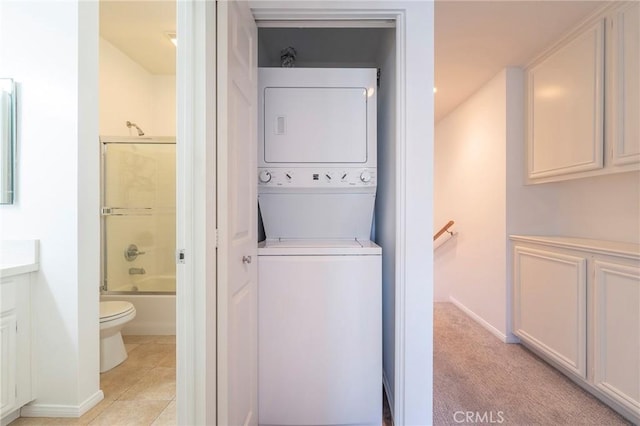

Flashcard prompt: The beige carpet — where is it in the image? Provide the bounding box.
[434,302,632,425]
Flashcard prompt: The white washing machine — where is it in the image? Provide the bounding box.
[258,239,381,426]
[257,68,382,426]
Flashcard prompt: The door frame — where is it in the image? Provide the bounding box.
[176,1,218,425]
[177,2,434,425]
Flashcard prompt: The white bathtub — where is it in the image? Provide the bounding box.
[101,275,176,335]
[107,275,175,293]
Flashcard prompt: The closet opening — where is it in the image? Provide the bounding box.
[256,23,397,423]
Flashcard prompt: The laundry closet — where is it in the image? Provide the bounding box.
[255,26,397,426]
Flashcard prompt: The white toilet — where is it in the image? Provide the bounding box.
[99,301,136,373]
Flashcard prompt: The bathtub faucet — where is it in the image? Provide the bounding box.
[124,244,145,262]
[129,267,146,275]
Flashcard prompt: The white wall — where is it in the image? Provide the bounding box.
[436,66,640,340]
[546,173,640,243]
[434,69,511,338]
[0,0,101,415]
[99,37,175,137]
[151,75,176,136]
[374,28,397,408]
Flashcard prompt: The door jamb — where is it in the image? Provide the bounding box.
[176,1,218,425]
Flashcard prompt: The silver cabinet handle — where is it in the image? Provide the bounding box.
[242,255,252,264]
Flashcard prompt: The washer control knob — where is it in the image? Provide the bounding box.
[360,170,372,183]
[259,170,272,183]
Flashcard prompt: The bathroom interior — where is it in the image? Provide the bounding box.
[99,0,177,321]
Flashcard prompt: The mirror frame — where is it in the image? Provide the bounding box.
[0,78,16,204]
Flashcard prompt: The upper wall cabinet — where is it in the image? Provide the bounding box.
[527,20,604,180]
[526,2,640,183]
[609,2,640,166]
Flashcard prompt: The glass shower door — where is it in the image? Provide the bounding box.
[101,141,176,294]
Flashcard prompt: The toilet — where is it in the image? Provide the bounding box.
[99,301,136,373]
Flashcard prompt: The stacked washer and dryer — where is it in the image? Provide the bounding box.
[257,68,382,426]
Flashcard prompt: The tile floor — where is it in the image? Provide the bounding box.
[10,335,176,426]
[11,335,392,426]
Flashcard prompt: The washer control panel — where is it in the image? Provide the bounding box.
[258,167,377,187]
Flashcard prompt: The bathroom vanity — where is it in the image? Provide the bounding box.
[0,240,38,425]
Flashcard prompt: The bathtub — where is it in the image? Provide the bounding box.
[101,275,176,335]
[106,275,175,293]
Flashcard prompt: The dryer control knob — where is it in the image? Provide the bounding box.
[259,170,272,183]
[360,170,372,183]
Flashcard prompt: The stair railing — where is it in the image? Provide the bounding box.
[434,220,455,241]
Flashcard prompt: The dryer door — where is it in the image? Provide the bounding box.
[263,87,369,163]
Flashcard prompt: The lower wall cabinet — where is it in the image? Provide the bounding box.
[0,273,34,424]
[511,235,639,424]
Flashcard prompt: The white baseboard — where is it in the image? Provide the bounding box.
[382,370,394,421]
[1,408,20,426]
[449,297,519,343]
[20,390,104,418]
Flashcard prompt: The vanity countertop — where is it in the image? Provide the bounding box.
[0,240,39,278]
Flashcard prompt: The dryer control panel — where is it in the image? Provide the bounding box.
[258,167,376,188]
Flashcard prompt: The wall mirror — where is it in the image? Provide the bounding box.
[0,78,16,204]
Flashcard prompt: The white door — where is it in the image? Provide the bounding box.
[217,1,258,425]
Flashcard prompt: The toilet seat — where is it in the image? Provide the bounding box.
[100,301,135,323]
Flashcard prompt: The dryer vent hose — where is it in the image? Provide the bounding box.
[280,47,297,68]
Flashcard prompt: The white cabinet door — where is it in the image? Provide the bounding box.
[527,20,605,179]
[513,246,587,378]
[1,274,33,421]
[0,313,17,416]
[609,2,640,166]
[593,260,640,417]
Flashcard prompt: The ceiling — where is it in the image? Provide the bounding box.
[99,0,606,121]
[99,0,176,75]
[434,0,605,122]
